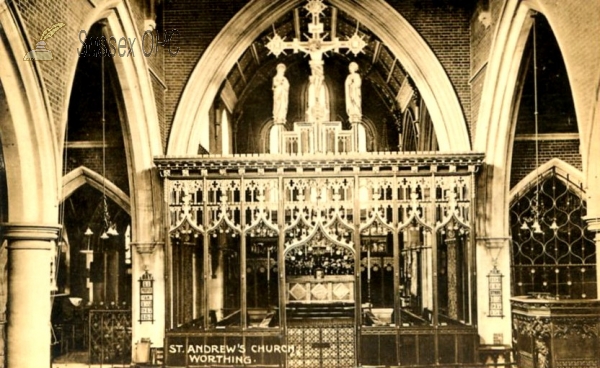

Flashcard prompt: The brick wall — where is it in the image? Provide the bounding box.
[15,0,162,135]
[66,147,130,195]
[163,0,246,148]
[162,0,473,148]
[510,140,582,188]
[389,0,473,139]
[14,0,92,142]
[469,0,504,140]
[152,72,167,150]
[129,0,167,151]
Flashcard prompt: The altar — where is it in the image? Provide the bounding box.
[287,275,354,304]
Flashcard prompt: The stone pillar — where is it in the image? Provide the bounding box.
[476,237,512,345]
[583,217,600,298]
[3,224,60,368]
[131,241,164,363]
[446,232,458,320]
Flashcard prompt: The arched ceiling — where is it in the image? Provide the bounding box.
[168,0,474,154]
[222,3,413,120]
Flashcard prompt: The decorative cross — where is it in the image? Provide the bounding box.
[266,0,366,122]
[266,0,366,58]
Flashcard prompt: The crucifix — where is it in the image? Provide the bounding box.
[266,0,366,123]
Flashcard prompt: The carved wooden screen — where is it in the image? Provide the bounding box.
[159,153,481,333]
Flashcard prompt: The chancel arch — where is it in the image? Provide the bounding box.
[167,0,470,155]
[158,2,485,366]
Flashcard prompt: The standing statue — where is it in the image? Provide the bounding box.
[306,60,328,122]
[265,0,367,124]
[345,62,362,123]
[272,63,290,125]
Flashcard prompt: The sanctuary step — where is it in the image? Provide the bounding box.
[286,302,354,321]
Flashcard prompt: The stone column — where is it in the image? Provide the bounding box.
[131,241,164,363]
[476,237,512,345]
[583,217,600,298]
[3,223,60,368]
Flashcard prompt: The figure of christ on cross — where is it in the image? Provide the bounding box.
[302,43,334,123]
[266,0,367,123]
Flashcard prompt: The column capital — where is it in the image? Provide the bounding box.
[2,223,61,249]
[476,236,511,249]
[132,241,164,255]
[583,216,600,233]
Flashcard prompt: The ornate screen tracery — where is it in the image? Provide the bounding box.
[158,153,482,332]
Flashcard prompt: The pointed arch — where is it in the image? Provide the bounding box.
[167,0,470,155]
[68,1,163,243]
[0,1,59,222]
[62,166,131,215]
[585,62,600,226]
[474,1,535,238]
[509,158,584,201]
[475,0,600,236]
[67,2,167,355]
[471,1,542,347]
[473,0,600,343]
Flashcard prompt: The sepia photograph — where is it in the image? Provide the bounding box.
[0,0,599,367]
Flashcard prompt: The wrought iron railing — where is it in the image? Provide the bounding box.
[88,307,132,364]
[510,168,597,299]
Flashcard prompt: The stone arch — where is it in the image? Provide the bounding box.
[470,0,539,346]
[475,0,600,236]
[473,0,600,343]
[167,0,470,155]
[62,166,131,215]
[64,1,166,356]
[0,1,60,223]
[0,3,62,367]
[584,65,600,225]
[65,2,163,243]
[509,158,584,201]
[475,1,536,238]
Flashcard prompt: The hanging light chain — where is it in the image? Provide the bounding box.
[531,14,543,235]
[100,47,118,238]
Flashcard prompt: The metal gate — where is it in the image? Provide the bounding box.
[88,308,132,364]
[287,322,354,368]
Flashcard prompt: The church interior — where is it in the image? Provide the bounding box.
[0,0,599,367]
